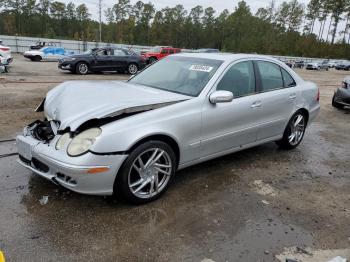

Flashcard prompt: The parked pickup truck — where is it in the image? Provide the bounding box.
[142,46,181,64]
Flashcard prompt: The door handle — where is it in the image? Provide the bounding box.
[251,101,262,108]
[289,93,297,99]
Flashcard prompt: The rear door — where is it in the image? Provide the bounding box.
[253,60,297,140]
[112,49,129,70]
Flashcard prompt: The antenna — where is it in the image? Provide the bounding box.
[99,0,102,43]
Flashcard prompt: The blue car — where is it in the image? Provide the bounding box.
[23,47,74,61]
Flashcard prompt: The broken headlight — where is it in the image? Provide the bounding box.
[67,128,102,156]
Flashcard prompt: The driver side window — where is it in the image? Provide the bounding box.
[96,49,112,56]
[217,61,256,98]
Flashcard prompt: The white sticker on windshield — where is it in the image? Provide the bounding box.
[189,65,214,72]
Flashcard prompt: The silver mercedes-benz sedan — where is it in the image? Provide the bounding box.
[17,53,320,204]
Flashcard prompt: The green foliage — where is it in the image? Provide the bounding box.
[1,0,350,58]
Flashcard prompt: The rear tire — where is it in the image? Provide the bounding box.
[127,63,138,75]
[115,141,176,204]
[76,62,89,75]
[276,111,307,150]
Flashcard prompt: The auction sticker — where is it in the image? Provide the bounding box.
[189,65,213,72]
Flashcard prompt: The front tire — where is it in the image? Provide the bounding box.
[115,141,176,204]
[34,56,42,62]
[277,111,307,150]
[76,62,89,75]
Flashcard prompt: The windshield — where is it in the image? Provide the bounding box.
[149,47,161,53]
[129,56,223,96]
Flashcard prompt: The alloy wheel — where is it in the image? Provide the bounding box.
[79,63,88,74]
[288,114,305,146]
[128,148,172,199]
[128,64,138,75]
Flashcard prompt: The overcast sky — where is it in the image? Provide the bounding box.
[67,0,344,40]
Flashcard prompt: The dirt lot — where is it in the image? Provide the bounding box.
[0,55,349,262]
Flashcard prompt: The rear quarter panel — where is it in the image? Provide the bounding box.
[296,81,320,124]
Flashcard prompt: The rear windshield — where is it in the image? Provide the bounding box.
[129,56,223,96]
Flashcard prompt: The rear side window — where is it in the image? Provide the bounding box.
[281,68,296,87]
[217,61,256,97]
[114,49,127,56]
[161,49,168,54]
[256,61,284,92]
[169,49,175,54]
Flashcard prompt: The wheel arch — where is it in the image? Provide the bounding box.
[295,107,309,126]
[127,133,180,168]
[76,60,90,66]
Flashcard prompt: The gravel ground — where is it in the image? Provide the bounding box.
[0,54,349,262]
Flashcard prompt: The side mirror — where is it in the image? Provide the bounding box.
[209,90,234,104]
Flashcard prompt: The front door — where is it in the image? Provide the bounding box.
[200,60,261,157]
[94,49,114,70]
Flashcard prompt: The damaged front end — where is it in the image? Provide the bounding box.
[24,119,60,143]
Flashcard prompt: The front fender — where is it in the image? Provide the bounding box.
[90,99,202,164]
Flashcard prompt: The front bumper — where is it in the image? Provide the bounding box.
[0,57,12,65]
[333,88,350,106]
[16,134,128,195]
[58,61,74,70]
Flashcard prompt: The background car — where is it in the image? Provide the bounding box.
[142,46,181,64]
[23,46,74,61]
[335,61,350,70]
[328,61,338,68]
[332,77,350,109]
[17,53,320,204]
[0,57,8,73]
[306,60,328,71]
[284,60,293,68]
[294,61,305,69]
[195,48,220,53]
[58,47,146,75]
[0,40,13,65]
[30,41,56,50]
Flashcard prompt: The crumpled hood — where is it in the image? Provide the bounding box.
[44,80,191,131]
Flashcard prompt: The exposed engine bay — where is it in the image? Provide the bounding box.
[25,120,60,143]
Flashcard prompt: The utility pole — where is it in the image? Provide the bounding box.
[99,0,102,43]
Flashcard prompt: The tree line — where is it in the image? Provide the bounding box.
[1,0,350,59]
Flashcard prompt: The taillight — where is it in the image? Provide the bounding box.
[316,88,320,101]
[0,47,9,51]
[342,81,348,89]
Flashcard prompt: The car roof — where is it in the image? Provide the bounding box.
[173,52,282,63]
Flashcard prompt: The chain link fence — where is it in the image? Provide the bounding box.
[0,35,153,54]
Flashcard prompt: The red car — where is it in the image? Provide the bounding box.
[142,46,181,64]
